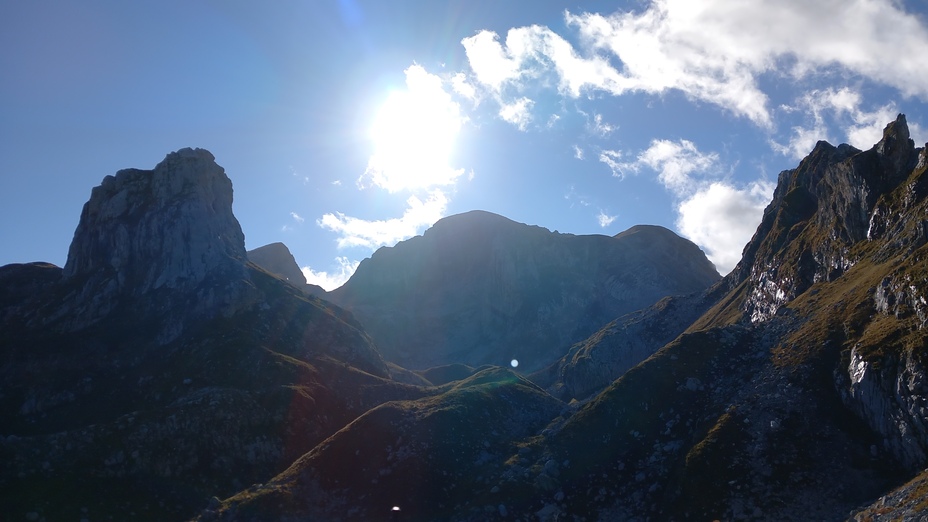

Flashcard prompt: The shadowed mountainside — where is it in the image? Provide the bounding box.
[200,115,928,521]
[0,150,418,520]
[324,213,720,373]
[6,115,928,522]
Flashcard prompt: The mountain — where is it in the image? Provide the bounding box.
[532,291,716,401]
[246,242,325,296]
[197,115,928,521]
[0,149,419,520]
[7,115,928,522]
[325,212,720,372]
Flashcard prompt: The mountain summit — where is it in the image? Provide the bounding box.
[6,116,928,522]
[0,149,402,519]
[200,115,928,521]
[326,210,720,372]
[17,148,257,341]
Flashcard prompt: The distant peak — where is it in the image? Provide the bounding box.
[613,224,677,240]
[156,147,216,166]
[884,113,909,140]
[247,242,307,286]
[424,210,524,236]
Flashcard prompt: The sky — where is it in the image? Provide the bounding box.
[3,1,928,290]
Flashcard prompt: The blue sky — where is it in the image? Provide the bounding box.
[3,1,928,289]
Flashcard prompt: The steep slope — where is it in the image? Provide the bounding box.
[327,212,720,372]
[0,149,416,521]
[532,291,716,401]
[246,242,307,286]
[198,368,563,522]
[246,242,326,296]
[504,114,928,520]
[205,115,928,521]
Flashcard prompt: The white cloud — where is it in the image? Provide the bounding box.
[290,212,305,224]
[677,180,775,274]
[633,139,720,195]
[573,144,584,160]
[498,97,534,130]
[450,72,478,103]
[599,149,625,178]
[589,113,616,137]
[459,1,928,128]
[611,138,772,273]
[773,87,915,159]
[318,190,448,249]
[460,30,523,93]
[597,210,617,227]
[301,256,360,292]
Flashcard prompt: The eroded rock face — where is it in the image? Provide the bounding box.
[0,149,399,520]
[56,148,254,337]
[845,346,928,470]
[737,115,919,323]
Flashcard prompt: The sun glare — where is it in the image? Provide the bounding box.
[364,65,465,193]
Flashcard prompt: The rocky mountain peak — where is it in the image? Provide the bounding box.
[64,147,247,285]
[247,242,307,285]
[327,212,719,372]
[732,114,923,322]
[57,148,252,335]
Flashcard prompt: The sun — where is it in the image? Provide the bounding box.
[364,65,465,193]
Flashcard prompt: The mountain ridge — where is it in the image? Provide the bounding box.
[4,116,928,521]
[200,114,928,521]
[324,210,720,372]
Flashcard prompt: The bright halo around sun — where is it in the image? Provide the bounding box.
[363,65,466,193]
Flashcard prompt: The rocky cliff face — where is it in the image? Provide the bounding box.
[28,148,255,341]
[734,115,918,323]
[199,115,928,522]
[327,213,720,372]
[533,291,716,401]
[0,149,400,520]
[8,116,928,522]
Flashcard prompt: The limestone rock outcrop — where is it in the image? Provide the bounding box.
[53,148,254,338]
[0,148,397,520]
[736,114,919,323]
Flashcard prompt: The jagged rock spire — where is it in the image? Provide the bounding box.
[64,148,248,290]
[60,148,253,337]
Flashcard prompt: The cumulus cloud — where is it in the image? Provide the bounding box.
[499,97,534,130]
[629,139,720,195]
[459,0,928,128]
[460,30,523,93]
[773,87,906,159]
[318,190,448,249]
[290,212,305,224]
[615,138,772,273]
[677,181,775,274]
[301,257,360,292]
